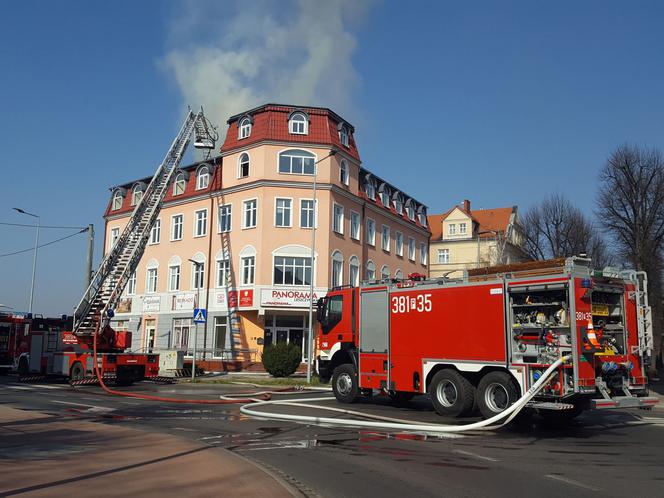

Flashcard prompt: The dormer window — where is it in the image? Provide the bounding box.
[379,184,390,207]
[417,205,427,226]
[405,199,415,221]
[364,176,376,200]
[131,184,145,206]
[289,112,308,135]
[339,159,349,185]
[173,172,186,196]
[238,117,252,139]
[393,193,404,215]
[339,125,349,147]
[196,165,210,190]
[112,190,123,211]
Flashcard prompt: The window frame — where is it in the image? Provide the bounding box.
[381,224,390,252]
[437,248,450,264]
[420,242,428,266]
[196,167,210,190]
[339,125,349,147]
[288,112,308,135]
[149,218,161,245]
[238,152,250,178]
[299,198,317,229]
[274,197,293,228]
[242,198,258,229]
[109,227,120,251]
[349,255,360,287]
[408,237,416,261]
[131,187,143,206]
[350,210,360,240]
[238,117,252,139]
[173,173,186,196]
[339,159,349,185]
[218,204,232,233]
[241,255,256,285]
[216,258,230,288]
[126,272,136,295]
[366,260,376,281]
[191,260,205,290]
[331,251,344,288]
[112,191,123,211]
[332,203,344,234]
[448,223,457,235]
[168,264,181,292]
[395,231,403,256]
[459,222,467,235]
[277,149,317,175]
[366,218,376,246]
[273,255,313,286]
[193,209,208,238]
[146,267,158,294]
[171,213,184,241]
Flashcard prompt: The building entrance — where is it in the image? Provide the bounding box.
[264,313,310,362]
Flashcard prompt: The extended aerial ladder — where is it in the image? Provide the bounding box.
[73,109,217,344]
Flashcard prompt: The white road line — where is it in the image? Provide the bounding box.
[50,400,114,412]
[453,449,499,462]
[32,384,65,389]
[4,385,34,390]
[544,474,599,492]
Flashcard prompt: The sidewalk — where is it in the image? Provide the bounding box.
[0,406,295,497]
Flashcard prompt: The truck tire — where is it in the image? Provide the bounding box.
[476,371,520,420]
[17,357,29,376]
[332,364,360,403]
[70,362,85,381]
[428,369,475,417]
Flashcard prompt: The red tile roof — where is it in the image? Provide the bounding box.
[428,205,515,240]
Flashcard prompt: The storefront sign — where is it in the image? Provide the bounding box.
[260,288,327,308]
[117,298,132,313]
[228,289,254,308]
[215,291,226,307]
[143,296,161,312]
[172,293,196,311]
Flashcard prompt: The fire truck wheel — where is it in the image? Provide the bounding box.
[70,362,85,381]
[332,364,360,403]
[476,371,520,420]
[428,369,475,417]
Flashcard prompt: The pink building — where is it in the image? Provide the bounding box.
[103,104,430,371]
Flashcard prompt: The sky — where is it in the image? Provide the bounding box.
[1,0,663,315]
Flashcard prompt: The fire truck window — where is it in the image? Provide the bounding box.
[323,295,343,333]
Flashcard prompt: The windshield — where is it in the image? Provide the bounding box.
[320,294,343,334]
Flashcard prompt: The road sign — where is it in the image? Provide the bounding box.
[193,308,207,323]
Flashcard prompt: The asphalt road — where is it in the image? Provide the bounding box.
[1,375,664,497]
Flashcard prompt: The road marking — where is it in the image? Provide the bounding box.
[453,449,499,462]
[4,385,34,390]
[544,474,599,491]
[50,400,115,412]
[33,384,65,389]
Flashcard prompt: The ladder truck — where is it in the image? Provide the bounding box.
[14,110,217,384]
[316,257,659,420]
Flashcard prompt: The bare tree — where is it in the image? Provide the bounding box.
[597,144,664,368]
[522,193,612,267]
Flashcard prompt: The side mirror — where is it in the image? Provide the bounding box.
[316,298,325,322]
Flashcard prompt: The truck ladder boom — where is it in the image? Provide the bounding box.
[73,109,216,336]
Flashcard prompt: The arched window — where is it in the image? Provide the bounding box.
[190,252,206,290]
[278,149,316,175]
[379,183,390,207]
[173,172,186,196]
[131,184,145,206]
[112,190,124,211]
[331,250,343,288]
[405,198,415,221]
[381,265,390,280]
[366,260,376,281]
[364,175,376,200]
[196,165,210,190]
[339,124,349,147]
[339,159,349,185]
[395,269,403,280]
[393,192,404,215]
[417,205,427,226]
[238,117,251,139]
[289,112,308,134]
[238,153,250,178]
[349,256,359,287]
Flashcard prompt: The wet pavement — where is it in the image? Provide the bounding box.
[1,375,664,497]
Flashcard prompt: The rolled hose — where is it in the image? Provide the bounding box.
[240,356,571,433]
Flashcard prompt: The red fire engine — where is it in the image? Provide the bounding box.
[316,257,659,419]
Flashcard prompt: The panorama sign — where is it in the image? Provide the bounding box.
[260,288,327,308]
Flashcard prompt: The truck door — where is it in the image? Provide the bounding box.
[359,287,390,390]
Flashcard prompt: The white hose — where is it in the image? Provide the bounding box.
[240,356,570,433]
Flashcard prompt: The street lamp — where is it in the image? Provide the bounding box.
[13,208,40,315]
[188,258,204,382]
[307,149,337,384]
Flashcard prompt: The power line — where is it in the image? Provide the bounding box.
[0,221,88,229]
[0,228,89,258]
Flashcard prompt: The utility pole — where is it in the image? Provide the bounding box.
[13,208,40,315]
[189,259,203,382]
[85,224,94,288]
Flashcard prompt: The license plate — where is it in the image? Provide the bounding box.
[592,304,609,316]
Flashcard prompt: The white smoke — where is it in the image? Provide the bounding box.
[162,0,373,133]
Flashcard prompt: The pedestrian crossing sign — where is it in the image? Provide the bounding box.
[193,308,207,323]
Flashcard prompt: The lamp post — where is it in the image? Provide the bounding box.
[188,258,203,382]
[13,208,40,315]
[307,150,337,384]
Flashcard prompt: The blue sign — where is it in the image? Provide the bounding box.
[193,308,207,323]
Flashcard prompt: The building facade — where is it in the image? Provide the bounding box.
[103,104,430,370]
[428,200,529,278]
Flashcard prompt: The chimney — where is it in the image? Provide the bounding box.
[463,199,471,212]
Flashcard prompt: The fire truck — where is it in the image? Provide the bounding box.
[316,257,659,420]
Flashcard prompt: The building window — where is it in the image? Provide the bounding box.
[171,318,192,351]
[196,166,210,190]
[394,194,403,215]
[127,272,136,295]
[366,260,376,281]
[241,256,255,285]
[349,256,359,286]
[365,178,376,200]
[395,269,403,280]
[173,173,186,196]
[448,223,457,235]
[300,199,316,228]
[408,237,415,261]
[406,204,415,221]
[194,209,207,237]
[218,204,232,233]
[366,218,375,246]
[171,214,183,241]
[350,211,360,240]
[243,199,257,228]
[213,316,228,357]
[339,125,349,147]
[395,231,403,256]
[168,265,180,291]
[238,153,250,178]
[238,117,251,139]
[131,186,144,206]
[459,222,467,235]
[339,160,349,185]
[289,112,308,134]
[278,149,316,175]
[418,208,427,226]
[112,190,123,211]
[149,219,161,245]
[216,259,229,287]
[437,249,450,264]
[380,187,390,207]
[146,268,158,294]
[381,225,390,252]
[331,251,343,288]
[191,260,205,289]
[109,227,120,250]
[381,265,390,280]
[275,198,292,227]
[333,203,344,234]
[420,243,428,265]
[273,256,312,286]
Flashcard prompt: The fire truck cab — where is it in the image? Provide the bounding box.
[316,257,659,419]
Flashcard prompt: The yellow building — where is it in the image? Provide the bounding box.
[428,200,529,278]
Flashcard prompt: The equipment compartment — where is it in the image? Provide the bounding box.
[591,285,626,354]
